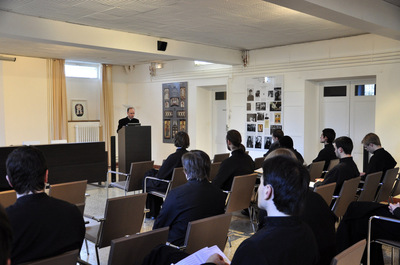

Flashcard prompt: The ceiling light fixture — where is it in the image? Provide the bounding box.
[0,56,16,62]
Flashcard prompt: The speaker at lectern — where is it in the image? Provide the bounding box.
[118,125,151,173]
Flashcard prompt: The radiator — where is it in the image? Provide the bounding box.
[75,124,100,143]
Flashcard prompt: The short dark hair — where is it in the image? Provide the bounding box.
[322,128,336,144]
[334,136,353,155]
[361,133,381,146]
[174,131,190,148]
[262,156,309,216]
[182,150,210,181]
[278,135,294,149]
[127,107,135,112]
[272,129,284,139]
[0,205,12,265]
[226,130,242,147]
[6,146,48,194]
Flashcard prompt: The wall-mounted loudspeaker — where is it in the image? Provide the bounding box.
[157,41,168,51]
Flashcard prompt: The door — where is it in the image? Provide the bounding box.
[212,90,227,155]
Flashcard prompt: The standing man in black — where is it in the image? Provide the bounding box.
[117,107,140,132]
[361,132,397,181]
[312,128,337,171]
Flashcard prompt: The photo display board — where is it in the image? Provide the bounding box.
[245,76,283,151]
[162,82,188,143]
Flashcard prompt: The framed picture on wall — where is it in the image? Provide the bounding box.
[71,100,88,121]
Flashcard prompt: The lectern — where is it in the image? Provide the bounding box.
[118,125,151,173]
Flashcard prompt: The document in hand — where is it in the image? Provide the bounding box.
[173,245,231,265]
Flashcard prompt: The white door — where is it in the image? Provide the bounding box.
[319,79,376,170]
[212,90,227,155]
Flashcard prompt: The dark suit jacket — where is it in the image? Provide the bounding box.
[6,193,85,264]
[213,149,255,191]
[365,148,397,180]
[312,143,337,171]
[153,179,226,245]
[117,116,140,132]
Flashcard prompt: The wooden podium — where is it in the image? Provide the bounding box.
[118,125,151,173]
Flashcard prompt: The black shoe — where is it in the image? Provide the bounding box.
[241,209,250,216]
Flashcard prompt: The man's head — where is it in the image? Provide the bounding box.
[362,133,381,154]
[259,156,309,216]
[174,131,190,148]
[182,150,210,181]
[0,205,12,265]
[6,146,48,194]
[127,107,135,119]
[226,130,242,151]
[321,128,336,144]
[333,136,353,158]
[278,135,294,149]
[272,129,284,142]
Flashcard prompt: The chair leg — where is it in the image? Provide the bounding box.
[85,239,89,255]
[95,246,100,265]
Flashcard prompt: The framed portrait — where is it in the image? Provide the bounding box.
[71,100,88,121]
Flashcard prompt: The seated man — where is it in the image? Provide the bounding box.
[213,129,254,191]
[263,128,284,157]
[5,146,85,264]
[153,150,226,246]
[0,205,12,265]
[145,131,190,218]
[278,135,304,165]
[314,136,360,195]
[312,128,337,171]
[361,132,397,181]
[206,156,319,265]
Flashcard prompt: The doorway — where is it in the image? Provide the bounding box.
[319,79,376,169]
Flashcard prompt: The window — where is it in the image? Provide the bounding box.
[323,86,347,97]
[65,62,100,79]
[354,84,376,96]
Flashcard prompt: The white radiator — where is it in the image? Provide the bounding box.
[75,124,100,143]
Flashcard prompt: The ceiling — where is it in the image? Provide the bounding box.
[0,0,399,65]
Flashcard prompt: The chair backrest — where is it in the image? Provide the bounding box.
[332,177,361,218]
[170,167,187,190]
[390,178,400,202]
[184,213,232,254]
[213,153,229,163]
[108,227,169,265]
[375,167,399,203]
[21,249,79,265]
[314,182,336,206]
[127,161,155,192]
[0,190,17,208]
[330,239,366,265]
[309,161,325,182]
[209,162,221,182]
[225,173,258,213]
[327,159,340,172]
[254,157,265,170]
[98,193,147,248]
[49,180,87,214]
[358,171,382,202]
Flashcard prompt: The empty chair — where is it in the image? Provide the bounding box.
[0,190,17,208]
[108,227,169,265]
[327,159,340,172]
[209,162,221,182]
[85,193,147,265]
[182,213,232,254]
[254,157,264,170]
[144,167,187,200]
[332,177,361,219]
[309,161,325,182]
[49,180,87,214]
[20,249,79,265]
[375,167,399,203]
[225,173,258,231]
[212,153,229,163]
[357,172,382,202]
[314,182,336,206]
[331,239,366,265]
[109,161,154,195]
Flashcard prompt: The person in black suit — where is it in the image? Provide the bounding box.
[0,205,12,265]
[117,107,140,132]
[312,128,337,171]
[152,150,226,246]
[144,131,190,218]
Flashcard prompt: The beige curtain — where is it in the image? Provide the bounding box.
[47,59,68,141]
[101,64,114,164]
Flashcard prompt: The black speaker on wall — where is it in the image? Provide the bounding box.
[157,41,168,51]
